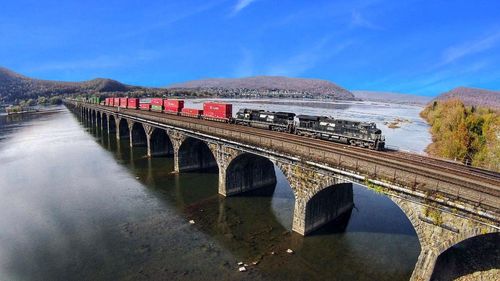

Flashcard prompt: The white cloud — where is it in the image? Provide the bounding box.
[441,32,500,65]
[351,10,382,30]
[232,0,257,15]
[265,38,351,76]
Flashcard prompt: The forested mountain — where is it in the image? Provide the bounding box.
[433,87,500,109]
[0,67,137,102]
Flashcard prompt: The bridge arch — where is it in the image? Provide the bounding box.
[118,118,130,139]
[385,195,499,280]
[304,182,354,234]
[150,128,173,157]
[223,153,356,234]
[177,137,217,172]
[101,113,108,130]
[108,114,116,133]
[96,111,102,128]
[225,153,277,195]
[431,232,499,280]
[131,122,147,147]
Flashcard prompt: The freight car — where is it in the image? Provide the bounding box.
[234,108,296,132]
[181,108,203,118]
[296,115,385,150]
[203,102,232,122]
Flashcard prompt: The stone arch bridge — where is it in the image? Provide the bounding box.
[70,101,500,281]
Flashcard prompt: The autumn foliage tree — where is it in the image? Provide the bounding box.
[420,99,499,171]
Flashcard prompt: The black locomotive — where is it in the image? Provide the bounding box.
[234,108,385,150]
[235,108,295,132]
[296,115,385,150]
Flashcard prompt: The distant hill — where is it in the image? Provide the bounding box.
[352,90,431,105]
[167,76,355,100]
[433,87,500,109]
[0,67,137,102]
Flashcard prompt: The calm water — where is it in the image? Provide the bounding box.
[0,107,420,281]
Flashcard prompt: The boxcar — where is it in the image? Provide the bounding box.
[164,99,184,114]
[203,102,232,121]
[127,98,139,109]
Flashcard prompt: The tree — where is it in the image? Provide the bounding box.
[421,99,499,171]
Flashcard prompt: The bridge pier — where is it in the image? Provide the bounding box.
[412,248,438,281]
[169,130,185,173]
[276,162,354,235]
[143,124,154,156]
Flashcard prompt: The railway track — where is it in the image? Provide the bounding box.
[389,150,500,180]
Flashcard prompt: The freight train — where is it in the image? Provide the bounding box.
[87,97,385,150]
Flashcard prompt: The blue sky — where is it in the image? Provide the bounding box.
[1,0,499,96]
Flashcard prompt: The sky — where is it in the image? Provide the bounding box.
[1,0,500,96]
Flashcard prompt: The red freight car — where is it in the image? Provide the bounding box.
[139,103,151,111]
[203,102,232,121]
[127,98,139,109]
[113,98,120,107]
[164,99,184,114]
[181,108,203,118]
[150,98,163,112]
[119,98,128,108]
[151,98,163,106]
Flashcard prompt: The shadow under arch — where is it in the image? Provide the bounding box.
[431,232,499,280]
[96,111,101,127]
[118,118,129,139]
[108,115,116,133]
[178,137,218,172]
[224,153,300,231]
[225,153,277,195]
[305,182,354,234]
[150,128,173,157]
[131,122,147,147]
[101,112,108,130]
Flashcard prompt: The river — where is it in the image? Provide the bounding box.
[0,104,422,281]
